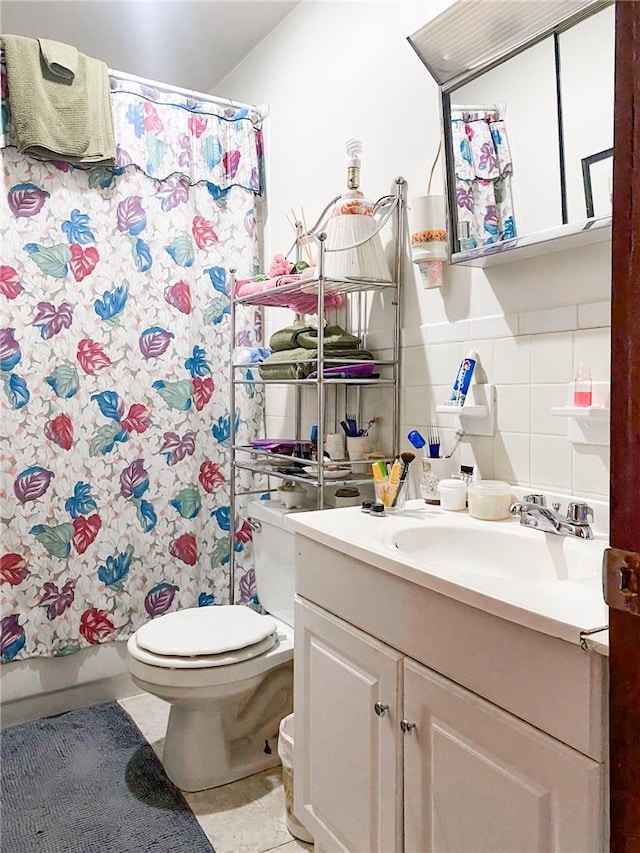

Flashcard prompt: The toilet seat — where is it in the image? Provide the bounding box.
[135,605,278,659]
[129,631,278,669]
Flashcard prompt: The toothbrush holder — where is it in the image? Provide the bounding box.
[420,457,453,503]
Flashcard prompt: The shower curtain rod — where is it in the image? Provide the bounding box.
[108,67,269,121]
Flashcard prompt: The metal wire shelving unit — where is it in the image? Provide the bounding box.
[228,177,406,601]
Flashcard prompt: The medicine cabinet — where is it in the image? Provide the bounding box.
[408,0,615,267]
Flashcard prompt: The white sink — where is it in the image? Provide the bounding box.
[388,519,607,582]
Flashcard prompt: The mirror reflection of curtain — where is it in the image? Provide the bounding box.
[451,108,516,247]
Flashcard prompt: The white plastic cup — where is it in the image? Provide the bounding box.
[437,478,467,511]
[325,433,345,461]
[346,435,370,461]
[420,457,453,502]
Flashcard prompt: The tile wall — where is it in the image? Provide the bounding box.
[401,300,611,501]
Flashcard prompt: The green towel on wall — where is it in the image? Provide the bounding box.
[3,34,116,166]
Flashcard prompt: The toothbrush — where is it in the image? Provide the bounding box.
[445,428,465,459]
[386,457,403,506]
[371,459,389,504]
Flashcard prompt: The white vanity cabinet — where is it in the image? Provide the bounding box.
[295,598,403,852]
[403,659,602,852]
[292,534,607,852]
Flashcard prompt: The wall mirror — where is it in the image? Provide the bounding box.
[408,0,615,266]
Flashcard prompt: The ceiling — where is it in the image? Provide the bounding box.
[0,1,299,93]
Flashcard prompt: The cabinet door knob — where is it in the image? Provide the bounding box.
[400,719,416,734]
[374,701,390,717]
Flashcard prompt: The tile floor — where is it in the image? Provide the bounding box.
[119,693,313,853]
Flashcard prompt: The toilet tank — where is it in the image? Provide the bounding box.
[247,500,309,628]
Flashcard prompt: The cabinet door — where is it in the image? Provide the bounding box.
[294,597,403,853]
[403,659,604,853]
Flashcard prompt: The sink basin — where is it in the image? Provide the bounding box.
[388,520,607,582]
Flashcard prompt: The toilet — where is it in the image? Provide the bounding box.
[127,499,301,792]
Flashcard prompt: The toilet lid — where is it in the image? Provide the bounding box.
[135,605,278,657]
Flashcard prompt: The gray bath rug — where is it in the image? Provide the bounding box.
[1,700,215,853]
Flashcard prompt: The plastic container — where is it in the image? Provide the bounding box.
[437,478,467,511]
[277,482,306,509]
[467,480,512,520]
[574,363,593,407]
[333,487,361,508]
[278,714,314,843]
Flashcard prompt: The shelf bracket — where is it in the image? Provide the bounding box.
[435,383,495,436]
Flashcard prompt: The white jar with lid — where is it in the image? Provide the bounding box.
[437,478,467,511]
[467,480,512,520]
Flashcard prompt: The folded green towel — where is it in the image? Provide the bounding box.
[259,348,316,380]
[296,325,361,351]
[269,324,362,352]
[38,38,78,81]
[258,346,375,380]
[3,34,116,166]
[269,325,315,352]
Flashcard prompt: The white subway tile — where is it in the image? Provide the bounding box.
[530,332,574,383]
[460,436,493,481]
[427,320,471,344]
[424,342,464,386]
[469,314,519,340]
[401,326,429,348]
[364,329,394,350]
[531,384,570,435]
[495,385,531,433]
[572,445,610,499]
[264,416,293,439]
[531,435,572,490]
[519,306,578,336]
[578,300,611,329]
[493,336,532,384]
[573,328,611,381]
[493,433,531,484]
[402,346,430,387]
[403,384,448,425]
[264,385,295,412]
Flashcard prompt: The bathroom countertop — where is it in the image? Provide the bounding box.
[582,629,609,656]
[286,501,609,649]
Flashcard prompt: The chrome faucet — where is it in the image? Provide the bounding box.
[509,494,594,540]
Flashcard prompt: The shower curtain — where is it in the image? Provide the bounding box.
[0,58,264,662]
[451,107,516,247]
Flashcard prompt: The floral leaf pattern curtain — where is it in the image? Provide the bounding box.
[451,108,516,247]
[0,60,264,662]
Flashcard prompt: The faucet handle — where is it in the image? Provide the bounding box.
[566,501,594,524]
[523,494,546,507]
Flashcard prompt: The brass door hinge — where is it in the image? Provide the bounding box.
[603,547,640,615]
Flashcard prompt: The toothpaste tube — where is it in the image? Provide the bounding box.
[449,350,477,406]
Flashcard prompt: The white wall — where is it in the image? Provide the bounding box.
[219,0,611,503]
